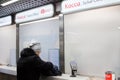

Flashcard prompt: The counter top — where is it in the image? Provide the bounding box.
[0,66,90,80]
[0,65,16,76]
[40,74,90,80]
[0,66,104,80]
[53,74,90,80]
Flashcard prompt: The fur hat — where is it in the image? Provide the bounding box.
[29,43,41,52]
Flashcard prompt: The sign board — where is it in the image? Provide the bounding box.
[0,16,12,27]
[15,4,54,23]
[61,0,120,14]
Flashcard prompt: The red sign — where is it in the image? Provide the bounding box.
[41,9,46,14]
[61,0,120,14]
[40,8,51,14]
[17,15,26,19]
[65,2,80,9]
[15,4,54,23]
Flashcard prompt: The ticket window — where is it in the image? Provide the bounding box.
[64,5,120,77]
[0,25,16,66]
[19,17,60,67]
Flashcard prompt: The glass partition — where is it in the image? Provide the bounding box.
[19,17,60,67]
[64,5,120,77]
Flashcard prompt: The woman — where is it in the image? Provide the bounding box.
[17,43,61,80]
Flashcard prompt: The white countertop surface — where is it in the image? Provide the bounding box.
[53,74,90,80]
[0,66,104,80]
[41,74,90,80]
[0,65,16,76]
[0,66,90,80]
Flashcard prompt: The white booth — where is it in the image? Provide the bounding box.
[15,4,60,68]
[61,0,120,78]
[0,16,16,76]
[0,16,16,66]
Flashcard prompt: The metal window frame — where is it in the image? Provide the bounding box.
[16,15,65,72]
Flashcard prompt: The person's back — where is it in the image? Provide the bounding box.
[17,48,53,80]
[17,48,61,80]
[17,48,41,80]
[17,55,41,80]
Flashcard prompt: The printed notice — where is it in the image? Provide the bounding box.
[48,49,59,68]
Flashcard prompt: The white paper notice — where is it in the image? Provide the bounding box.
[48,49,59,68]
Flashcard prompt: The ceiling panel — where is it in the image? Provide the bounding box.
[0,0,62,18]
[0,0,11,4]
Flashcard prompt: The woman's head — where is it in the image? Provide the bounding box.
[20,48,36,57]
[29,43,41,56]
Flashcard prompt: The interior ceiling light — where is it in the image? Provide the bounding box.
[1,0,19,6]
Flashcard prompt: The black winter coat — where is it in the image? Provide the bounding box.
[17,48,61,80]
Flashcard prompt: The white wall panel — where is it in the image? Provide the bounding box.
[0,25,16,65]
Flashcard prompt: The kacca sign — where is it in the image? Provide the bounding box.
[15,4,54,23]
[61,0,120,14]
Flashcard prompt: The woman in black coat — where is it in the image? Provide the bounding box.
[17,44,61,80]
